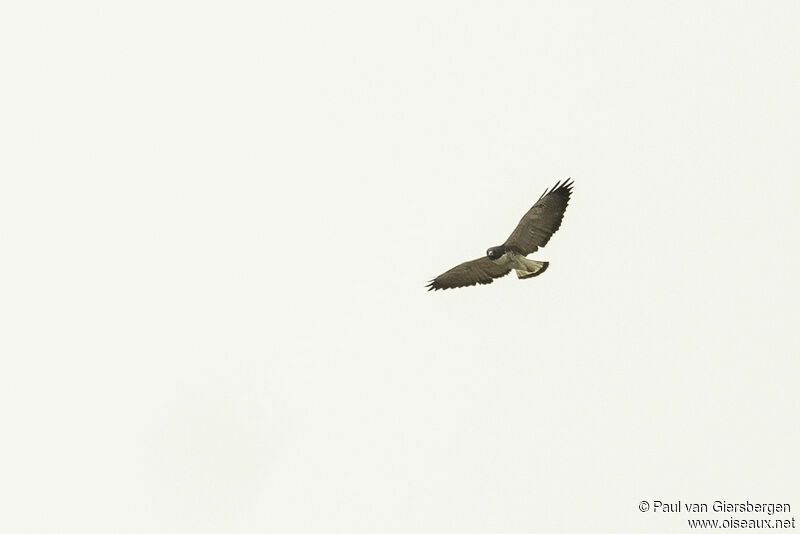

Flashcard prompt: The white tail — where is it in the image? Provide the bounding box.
[515,260,549,279]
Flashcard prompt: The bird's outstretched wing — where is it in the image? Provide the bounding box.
[503,178,573,255]
[426,257,512,291]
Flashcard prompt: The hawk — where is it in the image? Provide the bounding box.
[426,179,573,291]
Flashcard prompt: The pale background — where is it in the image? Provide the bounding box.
[1,1,798,532]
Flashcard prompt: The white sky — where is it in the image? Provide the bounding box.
[1,1,799,532]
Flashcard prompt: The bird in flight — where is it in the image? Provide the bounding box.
[426,179,573,291]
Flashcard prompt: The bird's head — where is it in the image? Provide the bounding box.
[486,246,505,260]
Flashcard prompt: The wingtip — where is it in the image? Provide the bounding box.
[549,177,574,195]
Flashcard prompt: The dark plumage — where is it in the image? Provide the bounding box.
[427,179,573,291]
[504,179,573,255]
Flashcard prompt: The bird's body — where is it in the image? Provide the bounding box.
[487,247,549,278]
[426,179,573,291]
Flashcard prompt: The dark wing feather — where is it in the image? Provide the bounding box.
[503,178,573,255]
[426,256,512,291]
